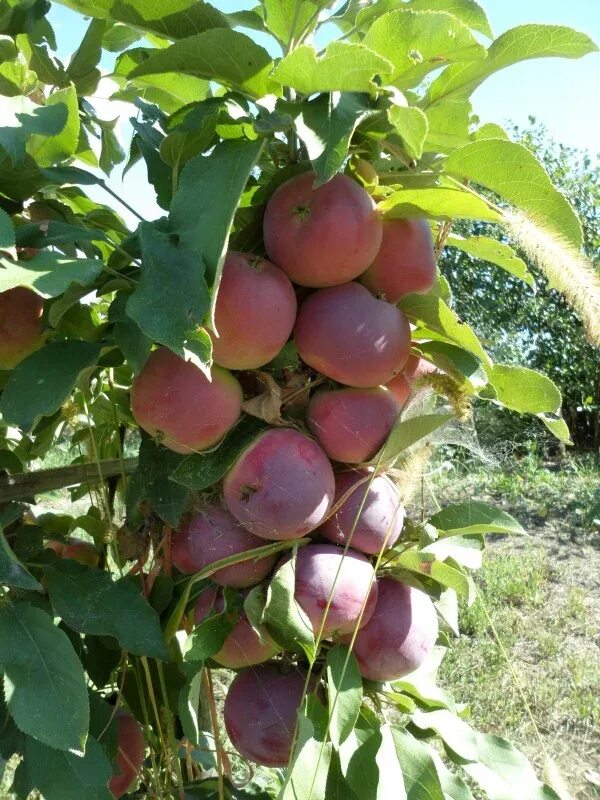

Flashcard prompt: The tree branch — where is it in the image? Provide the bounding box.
[0,458,138,503]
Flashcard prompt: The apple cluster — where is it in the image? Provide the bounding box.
[129,171,440,769]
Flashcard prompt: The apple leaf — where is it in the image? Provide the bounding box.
[45,560,169,660]
[128,29,277,98]
[0,604,89,752]
[272,42,393,94]
[54,0,227,40]
[363,9,485,88]
[0,251,103,296]
[0,341,101,431]
[445,139,583,247]
[427,24,598,104]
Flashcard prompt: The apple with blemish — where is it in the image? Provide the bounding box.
[291,543,378,638]
[223,428,335,541]
[172,506,275,587]
[341,577,438,681]
[45,538,99,567]
[109,710,145,798]
[224,664,319,766]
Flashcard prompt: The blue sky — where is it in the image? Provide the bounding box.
[48,0,600,225]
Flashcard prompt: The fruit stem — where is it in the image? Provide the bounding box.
[203,667,227,800]
[98,179,146,222]
[434,220,453,260]
[286,87,298,162]
[141,656,172,791]
[157,661,185,799]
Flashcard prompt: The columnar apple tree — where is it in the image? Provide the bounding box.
[0,1,597,799]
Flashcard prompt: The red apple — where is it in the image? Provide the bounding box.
[130,347,243,455]
[263,172,382,287]
[0,287,44,370]
[361,218,436,301]
[211,251,297,369]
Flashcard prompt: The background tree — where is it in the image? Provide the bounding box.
[441,121,600,450]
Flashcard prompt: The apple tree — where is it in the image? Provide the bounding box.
[0,1,597,799]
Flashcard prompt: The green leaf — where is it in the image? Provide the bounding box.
[45,560,169,660]
[55,0,228,40]
[390,726,445,800]
[445,139,583,248]
[473,122,509,141]
[170,415,267,491]
[410,709,478,760]
[0,604,89,752]
[423,534,484,569]
[0,96,67,165]
[15,221,106,249]
[25,736,113,800]
[379,187,502,223]
[377,413,454,466]
[326,750,360,800]
[413,341,486,387]
[341,722,406,800]
[399,293,492,366]
[424,99,471,152]
[128,29,277,98]
[406,0,492,38]
[486,364,562,414]
[327,645,363,748]
[126,223,210,365]
[539,414,572,445]
[98,117,126,176]
[387,105,428,161]
[427,24,598,104]
[108,292,152,374]
[0,208,14,249]
[0,341,101,431]
[102,22,142,51]
[0,56,37,98]
[40,164,101,185]
[447,234,534,287]
[272,42,393,94]
[66,18,105,91]
[183,615,230,665]
[169,136,264,304]
[363,9,485,88]
[120,72,211,115]
[28,85,80,167]
[127,436,189,527]
[428,747,475,799]
[261,0,325,45]
[395,550,470,598]
[178,668,203,744]
[0,251,103,297]
[394,650,456,711]
[296,92,375,185]
[428,500,525,536]
[262,553,316,661]
[462,732,561,800]
[0,530,41,590]
[282,712,332,800]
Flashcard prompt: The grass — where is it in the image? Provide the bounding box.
[440,551,599,797]
[434,449,600,544]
